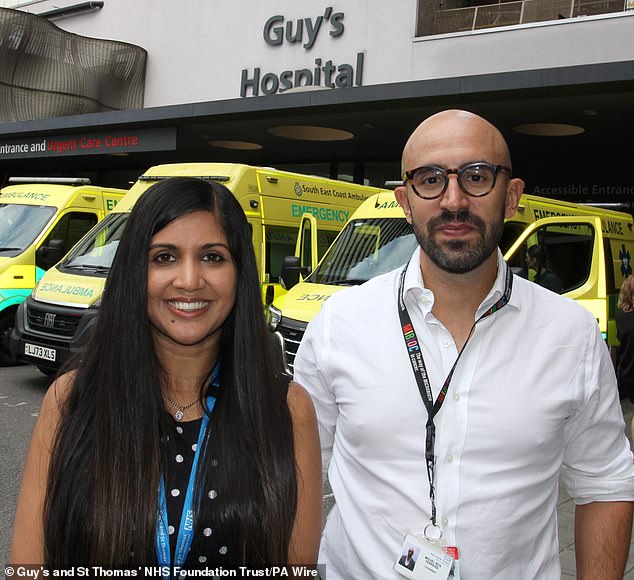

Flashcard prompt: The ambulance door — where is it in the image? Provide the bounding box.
[260,220,298,305]
[296,213,319,275]
[504,216,608,337]
[35,211,99,275]
[277,213,318,294]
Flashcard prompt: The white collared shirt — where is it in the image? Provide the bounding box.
[294,248,634,580]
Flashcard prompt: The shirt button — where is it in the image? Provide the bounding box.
[446,453,454,463]
[442,516,449,527]
[442,340,450,348]
[453,393,461,402]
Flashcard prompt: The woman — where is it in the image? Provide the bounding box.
[10,177,322,569]
[617,274,634,404]
[527,244,563,294]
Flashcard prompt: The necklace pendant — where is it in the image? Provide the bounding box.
[175,410,184,421]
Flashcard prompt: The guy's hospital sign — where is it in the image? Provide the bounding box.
[240,6,364,97]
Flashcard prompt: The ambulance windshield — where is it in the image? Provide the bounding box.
[308,217,416,285]
[0,203,56,256]
[59,212,128,274]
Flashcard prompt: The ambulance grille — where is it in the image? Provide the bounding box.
[27,304,82,337]
[278,318,307,373]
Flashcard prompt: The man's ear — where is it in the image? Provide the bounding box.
[395,186,413,224]
[504,178,524,219]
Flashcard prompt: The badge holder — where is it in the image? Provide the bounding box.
[394,531,456,580]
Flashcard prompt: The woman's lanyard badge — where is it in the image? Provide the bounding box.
[156,365,220,577]
[394,264,512,580]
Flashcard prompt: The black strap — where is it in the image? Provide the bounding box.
[397,263,513,528]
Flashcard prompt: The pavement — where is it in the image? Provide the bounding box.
[558,398,634,578]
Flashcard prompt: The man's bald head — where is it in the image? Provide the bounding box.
[401,110,512,175]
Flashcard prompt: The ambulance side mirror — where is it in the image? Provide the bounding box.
[36,238,66,270]
[280,255,307,290]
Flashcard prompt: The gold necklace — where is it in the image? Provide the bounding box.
[161,391,200,421]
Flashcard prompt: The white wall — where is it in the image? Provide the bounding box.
[412,12,634,79]
[9,0,634,107]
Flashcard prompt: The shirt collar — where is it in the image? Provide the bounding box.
[403,247,520,317]
[403,247,435,315]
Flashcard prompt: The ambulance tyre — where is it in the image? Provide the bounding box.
[37,366,57,378]
[0,310,20,366]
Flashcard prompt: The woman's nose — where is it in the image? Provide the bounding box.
[174,260,204,291]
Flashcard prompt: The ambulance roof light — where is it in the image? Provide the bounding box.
[138,175,230,183]
[8,177,91,185]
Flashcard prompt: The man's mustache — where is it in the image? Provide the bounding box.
[428,210,487,235]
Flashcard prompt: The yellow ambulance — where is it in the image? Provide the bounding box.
[0,178,125,364]
[268,191,634,371]
[10,163,385,374]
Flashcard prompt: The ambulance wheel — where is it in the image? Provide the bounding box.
[0,310,19,366]
[37,366,57,378]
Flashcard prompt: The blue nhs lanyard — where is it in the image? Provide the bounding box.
[156,366,219,573]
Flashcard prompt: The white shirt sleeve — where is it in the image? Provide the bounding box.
[293,304,337,482]
[561,318,634,503]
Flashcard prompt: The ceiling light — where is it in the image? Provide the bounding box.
[209,140,263,150]
[283,85,329,94]
[513,123,585,136]
[268,125,354,141]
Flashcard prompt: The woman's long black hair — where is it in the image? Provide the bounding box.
[43,177,297,566]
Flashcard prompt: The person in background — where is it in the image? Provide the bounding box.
[294,109,634,579]
[527,243,563,293]
[617,274,634,403]
[10,177,322,570]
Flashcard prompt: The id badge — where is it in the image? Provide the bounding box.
[394,533,454,580]
[444,546,460,580]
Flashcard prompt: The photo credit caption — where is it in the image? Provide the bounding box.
[4,566,324,578]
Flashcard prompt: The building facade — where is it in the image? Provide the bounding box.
[0,0,633,206]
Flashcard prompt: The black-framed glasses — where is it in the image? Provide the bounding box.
[403,162,512,200]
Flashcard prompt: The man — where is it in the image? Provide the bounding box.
[398,547,416,571]
[294,110,634,579]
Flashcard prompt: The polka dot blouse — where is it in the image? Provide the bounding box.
[164,416,228,568]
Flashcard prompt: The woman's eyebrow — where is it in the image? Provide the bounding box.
[148,242,230,250]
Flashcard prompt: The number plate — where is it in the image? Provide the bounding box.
[24,342,56,362]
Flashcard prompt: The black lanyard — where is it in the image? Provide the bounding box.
[397,262,513,533]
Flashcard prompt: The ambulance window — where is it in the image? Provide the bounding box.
[318,231,338,258]
[301,219,313,269]
[60,212,127,272]
[603,240,616,296]
[265,225,296,282]
[524,223,594,294]
[264,224,337,282]
[46,212,98,250]
[500,221,526,254]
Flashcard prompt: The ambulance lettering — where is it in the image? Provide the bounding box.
[376,201,401,210]
[533,209,570,220]
[291,204,349,223]
[297,293,329,301]
[39,282,94,298]
[0,191,50,201]
[602,220,624,236]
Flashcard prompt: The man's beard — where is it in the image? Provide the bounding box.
[413,208,504,274]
